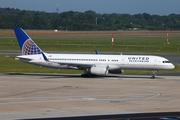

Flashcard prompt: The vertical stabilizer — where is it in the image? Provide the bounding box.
[14,28,42,55]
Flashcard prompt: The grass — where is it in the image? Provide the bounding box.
[0,37,180,53]
[1,29,180,36]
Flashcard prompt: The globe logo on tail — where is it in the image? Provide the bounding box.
[22,39,41,55]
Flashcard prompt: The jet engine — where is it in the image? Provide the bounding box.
[90,65,108,76]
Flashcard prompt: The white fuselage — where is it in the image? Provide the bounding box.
[15,53,175,71]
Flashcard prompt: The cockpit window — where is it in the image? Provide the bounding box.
[162,61,170,63]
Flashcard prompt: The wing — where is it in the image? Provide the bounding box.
[42,53,94,69]
[55,61,94,69]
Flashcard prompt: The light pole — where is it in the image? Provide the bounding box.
[96,17,97,25]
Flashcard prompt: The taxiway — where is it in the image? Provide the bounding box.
[0,73,179,119]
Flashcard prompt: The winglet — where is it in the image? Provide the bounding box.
[14,28,42,55]
[42,52,48,61]
[95,50,99,54]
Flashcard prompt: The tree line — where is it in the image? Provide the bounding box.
[0,8,180,30]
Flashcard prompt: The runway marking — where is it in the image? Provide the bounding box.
[0,88,161,105]
[83,98,95,100]
[143,90,161,99]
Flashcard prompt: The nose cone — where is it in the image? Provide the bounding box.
[169,63,175,69]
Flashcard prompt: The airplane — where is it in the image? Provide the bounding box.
[14,28,175,79]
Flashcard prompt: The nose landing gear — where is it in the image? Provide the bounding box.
[151,70,158,79]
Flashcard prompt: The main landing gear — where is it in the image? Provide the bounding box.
[81,68,92,77]
[151,70,158,79]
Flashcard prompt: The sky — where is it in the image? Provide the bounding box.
[0,0,180,15]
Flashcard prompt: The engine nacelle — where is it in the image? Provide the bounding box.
[109,69,124,74]
[90,66,108,76]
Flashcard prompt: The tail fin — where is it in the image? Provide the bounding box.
[14,28,42,55]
